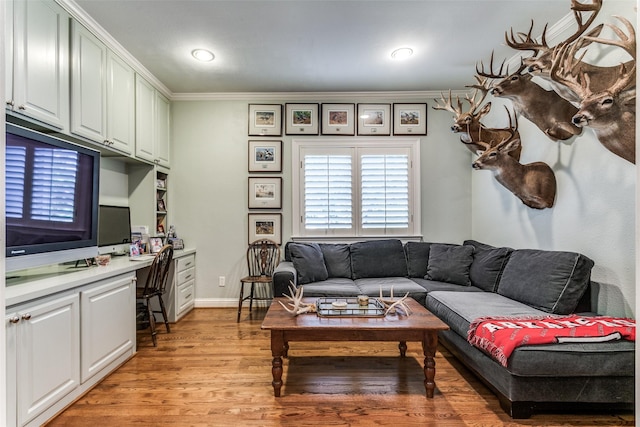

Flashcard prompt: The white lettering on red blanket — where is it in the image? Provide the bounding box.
[467,315,636,367]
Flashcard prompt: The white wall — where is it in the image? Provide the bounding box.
[170,98,472,306]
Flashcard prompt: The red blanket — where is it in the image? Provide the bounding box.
[467,315,636,367]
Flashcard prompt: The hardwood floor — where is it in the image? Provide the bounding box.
[47,307,634,426]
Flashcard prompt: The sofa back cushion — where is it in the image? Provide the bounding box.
[404,241,433,278]
[350,239,408,279]
[463,239,513,292]
[288,242,329,285]
[497,249,594,314]
[319,243,352,278]
[425,243,474,286]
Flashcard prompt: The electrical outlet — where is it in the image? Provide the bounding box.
[218,276,225,287]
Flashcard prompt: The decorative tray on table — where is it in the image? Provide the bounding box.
[316,297,385,317]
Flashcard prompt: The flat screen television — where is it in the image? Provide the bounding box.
[97,205,132,255]
[5,123,100,273]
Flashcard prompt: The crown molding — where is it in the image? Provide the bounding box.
[170,90,471,102]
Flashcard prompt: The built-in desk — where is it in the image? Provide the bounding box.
[5,248,196,427]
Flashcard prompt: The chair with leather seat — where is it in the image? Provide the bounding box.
[237,239,280,322]
[136,244,174,346]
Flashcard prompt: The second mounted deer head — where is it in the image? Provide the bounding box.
[433,76,521,160]
[477,52,582,142]
[550,16,636,164]
[472,132,557,210]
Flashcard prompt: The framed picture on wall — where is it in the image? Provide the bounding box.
[357,103,391,136]
[285,103,319,135]
[248,213,282,244]
[248,177,282,209]
[248,140,282,172]
[321,103,355,135]
[248,104,282,136]
[393,103,427,135]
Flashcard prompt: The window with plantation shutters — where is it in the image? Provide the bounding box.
[293,138,420,238]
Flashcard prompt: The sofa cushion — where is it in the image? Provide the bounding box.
[497,249,594,314]
[464,240,513,292]
[355,277,428,306]
[319,243,352,278]
[404,241,432,278]
[425,244,474,286]
[288,242,328,285]
[350,239,408,279]
[411,278,485,294]
[299,278,361,297]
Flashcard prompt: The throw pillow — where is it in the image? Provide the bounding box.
[425,244,474,286]
[319,243,352,278]
[350,239,408,279]
[288,243,329,285]
[404,241,433,278]
[463,240,513,292]
[497,249,594,314]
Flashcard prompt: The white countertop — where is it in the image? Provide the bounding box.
[5,248,196,307]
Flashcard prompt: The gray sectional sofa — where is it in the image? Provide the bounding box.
[272,239,635,418]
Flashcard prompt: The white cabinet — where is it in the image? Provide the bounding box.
[80,274,136,383]
[5,272,136,427]
[71,21,135,154]
[6,293,80,427]
[6,0,70,131]
[135,74,170,167]
[173,254,196,321]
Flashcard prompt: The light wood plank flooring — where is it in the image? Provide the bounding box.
[47,307,634,426]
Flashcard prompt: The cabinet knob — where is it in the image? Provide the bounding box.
[104,139,110,145]
[21,313,32,321]
[9,316,20,324]
[18,105,26,110]
[6,100,15,107]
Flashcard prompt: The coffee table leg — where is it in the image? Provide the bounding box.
[270,331,285,397]
[422,331,438,398]
[398,341,407,357]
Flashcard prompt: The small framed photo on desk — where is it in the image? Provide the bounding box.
[168,238,184,250]
[150,237,163,253]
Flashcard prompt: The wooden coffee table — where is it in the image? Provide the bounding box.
[261,297,449,398]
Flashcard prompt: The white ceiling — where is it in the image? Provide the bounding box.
[72,0,635,94]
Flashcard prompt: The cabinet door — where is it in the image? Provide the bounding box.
[17,294,80,426]
[106,51,135,154]
[135,74,156,162]
[71,21,107,142]
[81,274,135,383]
[155,92,170,167]
[5,0,14,110]
[6,312,19,427]
[11,0,69,131]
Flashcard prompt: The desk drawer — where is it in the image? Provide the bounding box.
[176,254,195,272]
[177,266,195,285]
[177,280,195,314]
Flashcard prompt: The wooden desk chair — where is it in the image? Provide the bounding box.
[237,239,280,322]
[136,244,174,346]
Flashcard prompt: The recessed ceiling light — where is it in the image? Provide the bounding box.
[390,47,414,60]
[192,49,215,62]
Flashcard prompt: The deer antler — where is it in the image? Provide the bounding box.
[432,89,463,116]
[464,75,491,113]
[378,286,412,316]
[278,282,317,316]
[505,20,550,54]
[476,51,510,80]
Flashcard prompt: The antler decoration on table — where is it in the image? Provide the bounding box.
[278,281,317,316]
[378,286,412,316]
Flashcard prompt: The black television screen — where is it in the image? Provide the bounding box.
[98,205,132,254]
[5,123,100,272]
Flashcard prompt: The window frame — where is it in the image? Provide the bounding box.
[292,137,421,240]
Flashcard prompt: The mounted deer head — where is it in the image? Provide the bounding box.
[506,0,607,102]
[472,133,557,210]
[549,16,636,164]
[433,76,522,160]
[477,52,582,142]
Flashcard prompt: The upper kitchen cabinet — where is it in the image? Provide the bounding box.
[71,21,135,155]
[136,74,170,168]
[6,0,70,132]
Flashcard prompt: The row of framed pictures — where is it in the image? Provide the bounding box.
[248,103,427,137]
